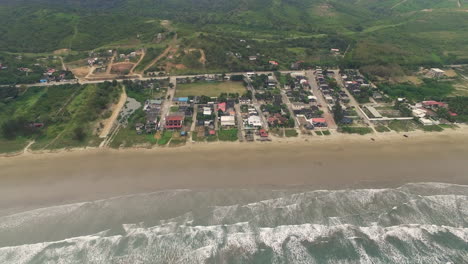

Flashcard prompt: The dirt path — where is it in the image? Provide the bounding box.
[458,0,461,8]
[130,49,145,75]
[106,51,117,74]
[59,57,67,71]
[85,66,96,79]
[391,0,407,9]
[99,87,127,138]
[141,33,178,73]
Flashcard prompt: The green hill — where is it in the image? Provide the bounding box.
[0,0,467,68]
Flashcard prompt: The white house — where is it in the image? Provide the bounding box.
[248,115,262,127]
[203,107,212,116]
[221,116,236,127]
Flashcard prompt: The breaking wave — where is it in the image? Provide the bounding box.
[0,183,467,263]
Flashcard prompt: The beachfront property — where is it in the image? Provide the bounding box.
[165,114,184,129]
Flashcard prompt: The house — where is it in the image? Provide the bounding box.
[292,103,306,111]
[269,61,279,66]
[248,115,262,127]
[308,95,317,103]
[427,68,445,78]
[311,118,327,127]
[217,102,226,112]
[249,56,257,61]
[412,108,427,118]
[203,107,212,116]
[373,92,383,100]
[419,117,439,126]
[221,116,236,127]
[259,129,268,137]
[165,115,184,129]
[267,76,277,87]
[422,101,446,109]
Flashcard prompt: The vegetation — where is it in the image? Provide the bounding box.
[284,129,298,137]
[340,126,373,135]
[2,0,468,74]
[375,125,391,133]
[379,79,454,100]
[0,82,121,152]
[157,131,173,146]
[218,129,238,141]
[175,81,245,97]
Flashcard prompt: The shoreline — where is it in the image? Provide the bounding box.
[1,125,467,215]
[2,124,468,159]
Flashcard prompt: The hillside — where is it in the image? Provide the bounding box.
[0,0,467,70]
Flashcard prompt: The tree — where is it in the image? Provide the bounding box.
[333,100,344,124]
[73,127,86,142]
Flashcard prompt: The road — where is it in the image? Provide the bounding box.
[99,87,127,138]
[305,70,337,129]
[158,77,177,129]
[243,76,269,129]
[333,70,374,130]
[4,70,305,88]
[234,104,245,141]
[280,91,299,129]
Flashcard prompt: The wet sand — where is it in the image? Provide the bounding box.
[1,128,468,216]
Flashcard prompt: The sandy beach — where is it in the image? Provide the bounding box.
[1,127,467,216]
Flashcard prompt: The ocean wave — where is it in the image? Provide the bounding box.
[0,182,467,263]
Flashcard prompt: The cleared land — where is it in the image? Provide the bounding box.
[175,81,246,97]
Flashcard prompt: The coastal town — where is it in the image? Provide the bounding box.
[95,67,465,148]
[1,46,467,151]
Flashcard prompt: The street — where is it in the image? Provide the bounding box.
[305,70,338,129]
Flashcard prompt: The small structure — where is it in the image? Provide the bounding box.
[422,101,446,109]
[221,116,236,127]
[248,115,262,127]
[427,68,445,78]
[165,115,184,129]
[217,102,226,112]
[203,107,212,116]
[365,106,382,118]
[412,108,427,118]
[259,129,269,138]
[311,118,327,127]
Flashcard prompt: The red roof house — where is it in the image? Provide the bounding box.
[422,101,446,108]
[217,102,226,112]
[165,115,184,129]
[259,129,268,137]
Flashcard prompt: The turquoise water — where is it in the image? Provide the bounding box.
[0,182,467,263]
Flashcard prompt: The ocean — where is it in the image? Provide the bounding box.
[0,182,467,264]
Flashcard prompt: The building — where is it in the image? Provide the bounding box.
[221,116,236,127]
[203,107,212,116]
[259,129,269,137]
[412,108,427,118]
[422,101,446,109]
[248,115,262,127]
[427,68,445,78]
[365,106,382,118]
[311,118,327,127]
[165,115,184,129]
[217,102,226,112]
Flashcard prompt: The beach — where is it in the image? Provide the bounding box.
[1,127,468,216]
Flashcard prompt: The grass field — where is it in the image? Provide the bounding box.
[218,129,238,141]
[285,129,298,137]
[175,81,246,97]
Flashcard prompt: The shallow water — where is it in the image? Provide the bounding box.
[0,182,467,263]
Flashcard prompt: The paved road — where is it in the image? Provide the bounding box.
[4,70,303,88]
[280,91,299,129]
[244,76,268,129]
[305,70,337,129]
[333,70,374,129]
